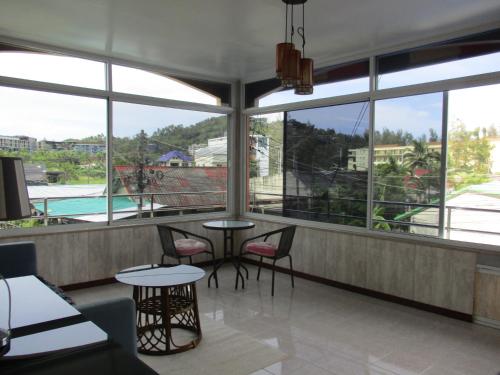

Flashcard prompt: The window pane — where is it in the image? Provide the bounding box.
[378,52,500,89]
[0,51,105,89]
[258,77,369,107]
[112,102,227,219]
[0,87,107,229]
[246,60,369,108]
[112,65,222,105]
[446,84,500,245]
[248,104,370,227]
[248,113,284,215]
[372,93,443,235]
[284,103,369,226]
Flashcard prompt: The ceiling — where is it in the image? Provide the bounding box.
[0,0,499,82]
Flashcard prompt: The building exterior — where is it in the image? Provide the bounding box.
[194,136,228,167]
[38,140,71,151]
[249,134,270,177]
[0,135,37,152]
[72,143,105,154]
[157,150,193,167]
[348,142,442,171]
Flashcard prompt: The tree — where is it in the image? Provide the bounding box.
[447,121,493,190]
[403,140,441,172]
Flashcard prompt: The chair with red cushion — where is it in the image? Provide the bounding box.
[157,224,218,288]
[236,225,296,296]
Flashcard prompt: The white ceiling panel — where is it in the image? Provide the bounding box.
[0,0,499,81]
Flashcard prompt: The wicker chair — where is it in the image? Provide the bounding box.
[236,225,296,296]
[157,224,218,288]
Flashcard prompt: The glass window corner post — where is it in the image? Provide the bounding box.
[367,55,376,230]
[438,91,449,238]
[106,62,113,225]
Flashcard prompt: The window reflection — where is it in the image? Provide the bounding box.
[372,93,443,235]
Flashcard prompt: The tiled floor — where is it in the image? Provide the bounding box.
[68,265,500,375]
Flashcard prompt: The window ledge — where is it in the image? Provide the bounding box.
[240,212,500,256]
[0,211,233,239]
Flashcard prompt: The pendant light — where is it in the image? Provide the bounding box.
[275,0,313,94]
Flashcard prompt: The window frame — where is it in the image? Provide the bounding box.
[242,29,500,250]
[0,40,236,236]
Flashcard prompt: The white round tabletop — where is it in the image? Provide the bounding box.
[115,264,205,287]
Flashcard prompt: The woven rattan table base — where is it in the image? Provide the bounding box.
[133,284,202,355]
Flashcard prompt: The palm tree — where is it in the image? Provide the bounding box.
[403,140,440,172]
[403,140,441,203]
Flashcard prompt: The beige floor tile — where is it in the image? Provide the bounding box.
[68,264,500,375]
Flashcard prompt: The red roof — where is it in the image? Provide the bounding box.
[114,166,227,208]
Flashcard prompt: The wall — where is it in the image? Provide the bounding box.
[238,218,477,315]
[0,219,227,287]
[0,216,480,316]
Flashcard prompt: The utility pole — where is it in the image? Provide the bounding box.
[136,129,147,218]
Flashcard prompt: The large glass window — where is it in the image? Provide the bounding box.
[0,86,107,229]
[258,77,369,107]
[0,49,231,231]
[378,52,500,89]
[112,65,224,106]
[248,113,284,215]
[247,60,369,108]
[248,102,369,227]
[445,84,500,245]
[0,50,105,89]
[112,102,228,219]
[377,29,500,89]
[372,93,443,235]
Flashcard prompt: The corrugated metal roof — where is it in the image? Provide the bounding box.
[114,166,226,208]
[28,184,105,199]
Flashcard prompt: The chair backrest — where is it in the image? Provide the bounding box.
[276,225,296,258]
[157,224,179,260]
[0,241,37,278]
[78,297,137,356]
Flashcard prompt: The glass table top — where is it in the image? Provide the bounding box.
[202,220,255,230]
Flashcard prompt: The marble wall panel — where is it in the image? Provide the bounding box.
[474,271,500,321]
[414,245,476,314]
[0,217,480,315]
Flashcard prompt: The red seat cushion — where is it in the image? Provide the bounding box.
[174,238,207,256]
[245,242,277,257]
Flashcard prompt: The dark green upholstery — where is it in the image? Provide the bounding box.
[0,241,37,278]
[78,298,138,356]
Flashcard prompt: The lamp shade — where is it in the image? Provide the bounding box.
[0,157,31,220]
[276,42,295,79]
[281,48,301,88]
[295,57,314,95]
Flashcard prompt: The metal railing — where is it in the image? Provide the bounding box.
[249,191,500,237]
[28,191,227,226]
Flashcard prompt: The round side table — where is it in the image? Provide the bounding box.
[115,264,205,355]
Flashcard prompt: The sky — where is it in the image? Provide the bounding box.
[0,51,500,142]
[0,53,219,141]
[288,101,369,136]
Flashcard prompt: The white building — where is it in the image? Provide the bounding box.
[194,137,228,167]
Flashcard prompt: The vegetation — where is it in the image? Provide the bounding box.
[447,121,494,190]
[113,116,227,165]
[1,116,228,185]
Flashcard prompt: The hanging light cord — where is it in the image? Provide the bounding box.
[298,3,306,56]
[285,3,288,43]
